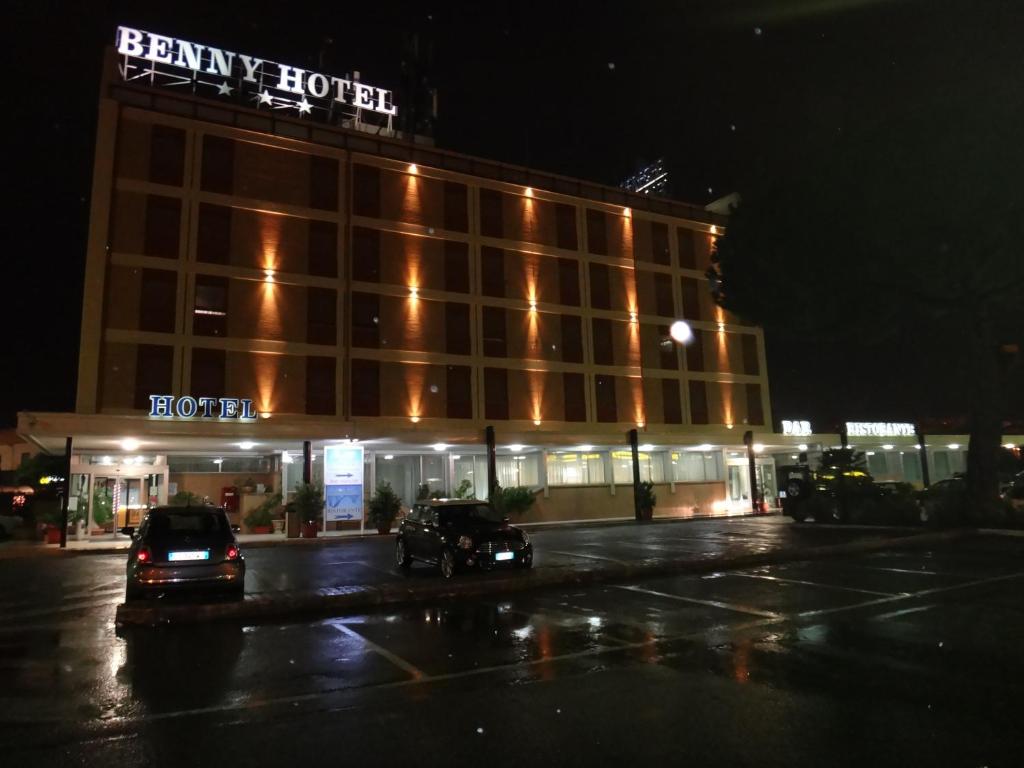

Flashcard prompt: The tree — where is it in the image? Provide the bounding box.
[710,81,1024,521]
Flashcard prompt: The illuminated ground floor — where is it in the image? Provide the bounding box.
[16,412,1022,538]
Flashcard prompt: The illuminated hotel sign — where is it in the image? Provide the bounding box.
[115,26,397,123]
[845,422,916,438]
[149,395,257,420]
[781,420,813,437]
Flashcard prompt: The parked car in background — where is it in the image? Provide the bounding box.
[779,458,919,525]
[124,505,245,601]
[396,499,533,578]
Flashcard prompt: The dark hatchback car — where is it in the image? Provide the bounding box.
[124,505,245,600]
[395,499,533,578]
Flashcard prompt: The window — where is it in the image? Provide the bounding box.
[133,345,173,410]
[586,209,608,255]
[200,135,234,194]
[746,383,764,425]
[446,365,472,418]
[677,228,696,269]
[306,287,336,345]
[197,203,231,264]
[662,379,682,424]
[680,277,702,321]
[149,125,185,186]
[591,319,614,365]
[306,356,335,415]
[558,258,580,306]
[479,188,503,237]
[546,452,605,485]
[868,452,888,478]
[651,222,670,265]
[482,307,507,358]
[685,330,705,371]
[444,241,470,293]
[445,302,471,355]
[309,155,338,210]
[351,226,379,282]
[560,315,583,363]
[555,203,578,250]
[352,164,380,218]
[654,273,674,317]
[480,247,505,297]
[497,453,539,488]
[589,263,611,309]
[351,292,379,348]
[308,220,337,277]
[563,373,586,422]
[901,452,922,484]
[350,359,380,416]
[143,195,181,259]
[595,374,617,422]
[688,380,708,425]
[191,348,226,400]
[658,325,678,370]
[139,269,177,333]
[193,276,228,337]
[671,451,723,482]
[484,367,509,420]
[443,181,469,232]
[612,450,665,484]
[741,334,760,375]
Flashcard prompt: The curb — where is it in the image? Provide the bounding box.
[114,527,974,628]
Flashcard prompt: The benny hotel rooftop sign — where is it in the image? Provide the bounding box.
[115,26,397,124]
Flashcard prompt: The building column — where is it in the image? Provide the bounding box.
[916,428,931,488]
[485,426,497,500]
[743,430,759,515]
[629,428,642,521]
[302,441,312,485]
[59,437,73,548]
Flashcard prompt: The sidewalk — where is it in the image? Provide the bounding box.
[112,517,976,628]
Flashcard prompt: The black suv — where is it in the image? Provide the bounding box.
[395,499,533,578]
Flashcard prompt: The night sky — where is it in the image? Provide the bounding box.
[6,0,1019,430]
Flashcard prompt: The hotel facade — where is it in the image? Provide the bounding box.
[16,29,844,535]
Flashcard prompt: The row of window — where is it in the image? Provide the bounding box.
[120,122,717,267]
[104,343,763,425]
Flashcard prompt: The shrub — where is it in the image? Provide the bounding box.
[92,487,113,526]
[170,490,200,507]
[368,482,403,531]
[637,480,657,519]
[492,486,535,517]
[453,479,474,499]
[292,483,324,524]
[244,492,282,529]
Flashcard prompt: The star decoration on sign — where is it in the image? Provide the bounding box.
[296,97,312,115]
[217,81,234,96]
[258,90,273,105]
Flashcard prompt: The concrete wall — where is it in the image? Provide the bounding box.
[522,481,726,524]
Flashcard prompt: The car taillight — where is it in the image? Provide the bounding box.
[136,546,152,564]
[225,544,240,560]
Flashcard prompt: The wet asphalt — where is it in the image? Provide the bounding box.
[1,521,1022,767]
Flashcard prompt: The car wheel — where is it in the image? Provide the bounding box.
[395,538,412,570]
[816,499,841,523]
[790,508,808,523]
[439,548,456,579]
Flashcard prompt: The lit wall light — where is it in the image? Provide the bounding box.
[524,187,533,197]
[629,311,638,324]
[753,443,765,453]
[798,443,808,451]
[866,451,876,456]
[636,420,645,429]
[507,444,524,452]
[120,438,139,452]
[529,299,537,311]
[260,411,271,419]
[638,443,654,452]
[281,452,294,464]
[384,454,394,460]
[432,443,447,452]
[710,225,718,235]
[1004,443,1017,449]
[408,163,418,174]
[577,444,594,452]
[882,444,894,450]
[238,441,256,450]
[622,207,631,218]
[213,458,224,465]
[410,415,420,424]
[533,419,542,426]
[717,321,726,332]
[409,286,419,299]
[948,443,960,450]
[725,423,734,430]
[264,269,275,283]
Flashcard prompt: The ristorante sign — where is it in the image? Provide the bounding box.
[845,422,916,438]
[115,26,397,124]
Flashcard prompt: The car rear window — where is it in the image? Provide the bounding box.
[440,504,503,525]
[147,511,227,537]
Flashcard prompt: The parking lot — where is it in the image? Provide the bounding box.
[1,528,1022,767]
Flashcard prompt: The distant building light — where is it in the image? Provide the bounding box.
[384,454,394,460]
[432,443,447,452]
[120,438,140,452]
[669,320,693,344]
[408,163,418,174]
[947,443,960,450]
[881,444,894,450]
[797,443,808,452]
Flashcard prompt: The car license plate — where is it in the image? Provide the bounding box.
[168,550,209,562]
[494,551,514,562]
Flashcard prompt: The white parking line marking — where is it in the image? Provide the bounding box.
[324,560,392,574]
[613,585,782,619]
[852,566,940,576]
[797,571,1024,618]
[728,572,900,597]
[549,550,630,566]
[330,623,430,681]
[872,605,936,621]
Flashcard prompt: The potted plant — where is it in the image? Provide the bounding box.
[244,492,282,534]
[637,480,657,521]
[492,485,536,518]
[368,482,403,535]
[292,483,324,538]
[92,487,113,533]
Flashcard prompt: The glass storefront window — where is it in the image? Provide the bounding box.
[422,454,447,496]
[546,452,605,486]
[496,453,540,488]
[611,451,665,484]
[901,452,922,484]
[453,455,488,500]
[670,452,723,482]
[374,455,422,508]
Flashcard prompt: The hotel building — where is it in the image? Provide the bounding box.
[17,29,791,535]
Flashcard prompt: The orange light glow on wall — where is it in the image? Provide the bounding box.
[522,191,538,242]
[524,186,534,197]
[406,363,426,423]
[258,280,282,344]
[407,163,418,174]
[630,376,645,430]
[527,370,544,425]
[402,170,422,223]
[622,207,631,218]
[259,213,282,272]
[253,352,279,415]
